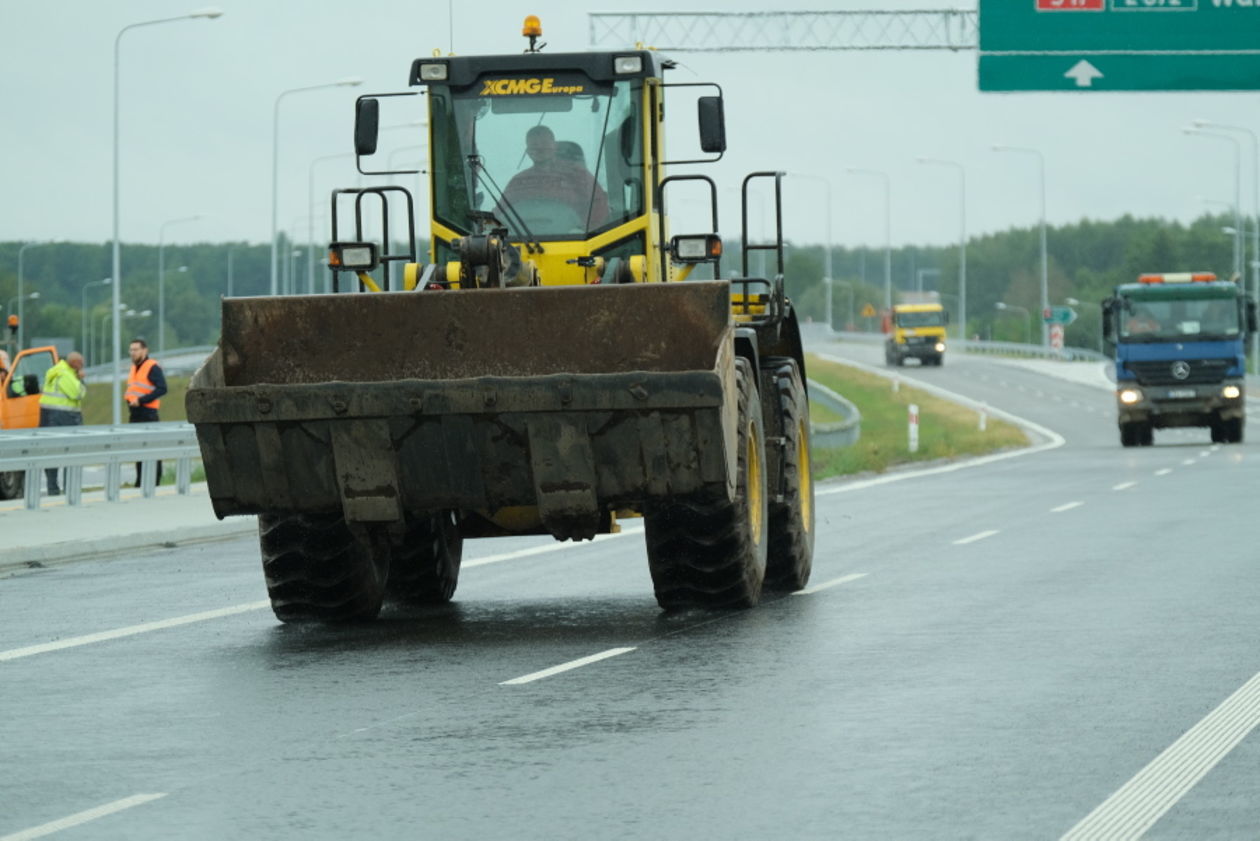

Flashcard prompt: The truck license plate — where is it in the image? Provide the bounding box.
[1167,388,1195,399]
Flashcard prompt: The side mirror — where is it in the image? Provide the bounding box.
[697,96,726,155]
[1101,298,1116,343]
[1247,299,1258,333]
[944,311,951,325]
[354,97,381,156]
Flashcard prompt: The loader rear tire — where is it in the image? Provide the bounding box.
[761,358,815,591]
[387,511,463,604]
[258,512,389,623]
[645,357,768,610]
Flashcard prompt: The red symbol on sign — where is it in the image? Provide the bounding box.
[1036,0,1104,10]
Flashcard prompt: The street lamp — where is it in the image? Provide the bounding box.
[1185,127,1243,278]
[271,77,364,296]
[790,173,834,333]
[995,301,1032,345]
[993,145,1049,347]
[6,291,39,322]
[98,303,128,366]
[1195,118,1260,372]
[16,242,45,350]
[915,268,940,293]
[159,215,200,357]
[917,158,967,342]
[113,7,222,424]
[845,168,892,310]
[80,278,111,362]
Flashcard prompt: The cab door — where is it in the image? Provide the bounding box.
[0,347,58,430]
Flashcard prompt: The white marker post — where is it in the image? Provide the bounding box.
[892,378,900,393]
[908,403,920,453]
[979,404,988,432]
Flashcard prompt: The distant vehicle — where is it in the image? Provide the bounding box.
[1102,272,1257,447]
[0,345,59,498]
[884,295,949,367]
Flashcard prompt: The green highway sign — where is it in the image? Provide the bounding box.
[1044,305,1077,325]
[979,0,1260,92]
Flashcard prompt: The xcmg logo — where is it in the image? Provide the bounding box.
[480,78,585,96]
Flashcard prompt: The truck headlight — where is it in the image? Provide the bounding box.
[1223,385,1242,399]
[934,342,946,352]
[1119,388,1142,405]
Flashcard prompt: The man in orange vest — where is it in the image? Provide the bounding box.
[127,337,168,487]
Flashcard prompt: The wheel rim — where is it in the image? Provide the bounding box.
[797,418,812,533]
[746,419,764,544]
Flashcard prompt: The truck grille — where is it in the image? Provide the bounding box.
[1128,359,1230,386]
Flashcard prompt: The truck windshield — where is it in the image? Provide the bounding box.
[430,75,642,240]
[1118,295,1240,341]
[897,311,945,328]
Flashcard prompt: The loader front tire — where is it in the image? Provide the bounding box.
[645,357,768,610]
[258,512,389,623]
[761,358,815,591]
[387,511,463,604]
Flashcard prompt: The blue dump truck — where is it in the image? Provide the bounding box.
[1102,272,1257,447]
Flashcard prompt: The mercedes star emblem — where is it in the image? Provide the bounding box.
[1171,361,1191,381]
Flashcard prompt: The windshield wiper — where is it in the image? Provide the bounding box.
[466,155,545,255]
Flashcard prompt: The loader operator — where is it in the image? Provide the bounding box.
[500,125,608,230]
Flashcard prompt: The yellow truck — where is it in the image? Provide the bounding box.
[884,299,949,367]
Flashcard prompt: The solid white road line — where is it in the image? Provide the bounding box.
[1155,468,1174,477]
[463,527,643,569]
[1060,670,1260,841]
[500,647,636,686]
[791,572,868,596]
[953,530,999,546]
[0,602,271,663]
[0,793,166,841]
[1051,501,1084,513]
[1112,482,1138,492]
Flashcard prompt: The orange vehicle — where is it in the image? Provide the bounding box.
[0,345,59,498]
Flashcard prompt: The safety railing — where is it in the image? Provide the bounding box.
[807,379,861,449]
[0,422,201,510]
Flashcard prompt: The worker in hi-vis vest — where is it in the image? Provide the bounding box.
[39,351,86,495]
[126,337,168,488]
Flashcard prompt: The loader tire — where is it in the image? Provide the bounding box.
[760,358,815,591]
[645,357,768,610]
[387,511,463,604]
[0,471,23,500]
[258,512,389,623]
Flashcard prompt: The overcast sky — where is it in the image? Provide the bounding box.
[3,0,1256,253]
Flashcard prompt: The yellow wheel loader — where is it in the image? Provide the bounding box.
[187,21,815,621]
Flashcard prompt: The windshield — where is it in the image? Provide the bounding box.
[1118,295,1240,341]
[897,311,946,328]
[431,75,642,240]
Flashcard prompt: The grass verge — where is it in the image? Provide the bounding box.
[83,376,189,425]
[807,354,1029,479]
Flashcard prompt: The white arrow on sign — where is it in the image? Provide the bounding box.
[1065,60,1104,88]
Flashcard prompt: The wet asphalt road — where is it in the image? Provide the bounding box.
[3,342,1259,840]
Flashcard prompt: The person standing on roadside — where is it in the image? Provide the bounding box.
[38,351,86,496]
[126,338,167,487]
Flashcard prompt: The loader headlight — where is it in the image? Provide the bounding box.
[328,242,379,271]
[1119,388,1142,405]
[934,342,946,352]
[418,62,448,81]
[670,234,722,264]
[614,55,643,75]
[1223,385,1242,399]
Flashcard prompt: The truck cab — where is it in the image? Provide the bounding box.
[1103,272,1257,446]
[0,345,59,498]
[885,301,948,367]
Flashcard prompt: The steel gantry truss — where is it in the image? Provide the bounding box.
[588,9,978,53]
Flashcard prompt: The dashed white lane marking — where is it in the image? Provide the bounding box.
[0,602,271,663]
[1199,450,1211,458]
[500,647,636,686]
[1155,468,1174,477]
[953,530,999,546]
[1060,670,1260,841]
[0,793,167,841]
[1051,501,1084,513]
[792,572,868,596]
[1113,482,1138,491]
[1181,459,1197,467]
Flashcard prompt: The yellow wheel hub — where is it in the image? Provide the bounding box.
[747,419,764,544]
[797,418,812,533]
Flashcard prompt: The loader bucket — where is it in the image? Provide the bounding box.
[187,281,739,540]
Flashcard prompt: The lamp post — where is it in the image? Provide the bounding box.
[1195,119,1260,372]
[16,242,46,350]
[915,268,940,293]
[113,8,222,424]
[995,302,1031,345]
[80,278,111,362]
[790,173,834,332]
[271,78,364,297]
[7,291,39,321]
[917,158,967,342]
[993,145,1049,347]
[158,215,200,357]
[1185,128,1243,278]
[1200,197,1242,278]
[98,304,127,366]
[845,168,892,310]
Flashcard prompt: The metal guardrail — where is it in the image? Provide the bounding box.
[0,422,201,510]
[83,345,216,384]
[823,329,1109,362]
[808,379,861,449]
